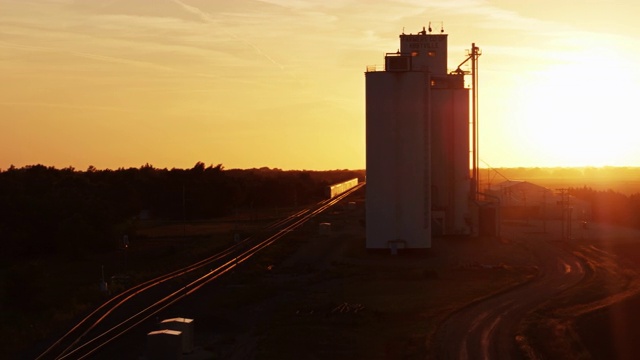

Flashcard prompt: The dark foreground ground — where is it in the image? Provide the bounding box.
[44,188,640,359]
[575,236,640,360]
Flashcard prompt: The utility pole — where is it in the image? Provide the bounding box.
[471,43,481,200]
[542,190,547,233]
[182,184,186,240]
[556,188,570,240]
[454,43,481,201]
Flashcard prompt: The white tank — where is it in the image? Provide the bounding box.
[365,70,431,249]
[365,27,473,246]
[431,75,471,235]
[160,317,194,354]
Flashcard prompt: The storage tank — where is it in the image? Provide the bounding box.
[430,74,471,235]
[160,317,194,354]
[365,69,431,249]
[365,27,473,247]
[147,329,183,360]
[319,222,332,235]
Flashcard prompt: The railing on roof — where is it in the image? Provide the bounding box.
[366,65,384,72]
[365,64,473,83]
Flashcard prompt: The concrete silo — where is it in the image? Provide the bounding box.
[365,26,474,250]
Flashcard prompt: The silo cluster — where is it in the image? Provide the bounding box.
[365,27,472,250]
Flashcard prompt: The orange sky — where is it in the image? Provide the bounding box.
[1,0,639,170]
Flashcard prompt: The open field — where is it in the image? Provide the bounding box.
[480,166,640,195]
[510,222,640,359]
[93,188,541,359]
[13,185,640,359]
[5,208,290,358]
[136,196,640,359]
[572,229,640,360]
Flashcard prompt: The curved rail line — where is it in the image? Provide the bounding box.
[36,183,363,360]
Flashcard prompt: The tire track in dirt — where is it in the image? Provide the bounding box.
[433,226,586,360]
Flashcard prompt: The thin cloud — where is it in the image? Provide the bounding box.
[169,0,290,74]
[70,50,177,72]
[0,39,176,72]
[0,101,136,113]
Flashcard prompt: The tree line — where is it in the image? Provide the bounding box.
[570,186,640,228]
[0,163,364,261]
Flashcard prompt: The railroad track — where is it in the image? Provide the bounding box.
[36,183,363,359]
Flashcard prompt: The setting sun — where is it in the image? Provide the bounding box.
[1,1,640,170]
[6,3,640,359]
[497,45,638,167]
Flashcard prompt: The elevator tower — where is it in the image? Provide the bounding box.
[365,26,472,250]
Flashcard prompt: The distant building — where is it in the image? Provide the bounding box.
[365,26,473,250]
[486,180,591,221]
[487,181,553,219]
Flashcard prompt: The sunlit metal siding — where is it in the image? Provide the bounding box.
[326,178,359,199]
[365,71,431,249]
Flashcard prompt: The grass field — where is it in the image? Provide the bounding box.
[11,187,640,359]
[1,207,293,358]
[125,191,537,360]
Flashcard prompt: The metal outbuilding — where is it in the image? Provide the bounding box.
[147,329,183,360]
[160,317,195,354]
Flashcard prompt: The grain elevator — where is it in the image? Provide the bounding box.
[365,26,478,250]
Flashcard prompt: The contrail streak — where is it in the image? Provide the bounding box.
[0,101,136,113]
[169,0,289,73]
[0,39,223,80]
[0,40,175,72]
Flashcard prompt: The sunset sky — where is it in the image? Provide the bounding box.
[1,0,639,170]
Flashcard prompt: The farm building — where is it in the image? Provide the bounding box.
[486,180,591,221]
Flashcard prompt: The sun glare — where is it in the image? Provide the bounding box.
[507,49,637,167]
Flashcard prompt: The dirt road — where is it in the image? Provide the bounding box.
[434,223,587,360]
[433,219,640,360]
[86,198,640,359]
